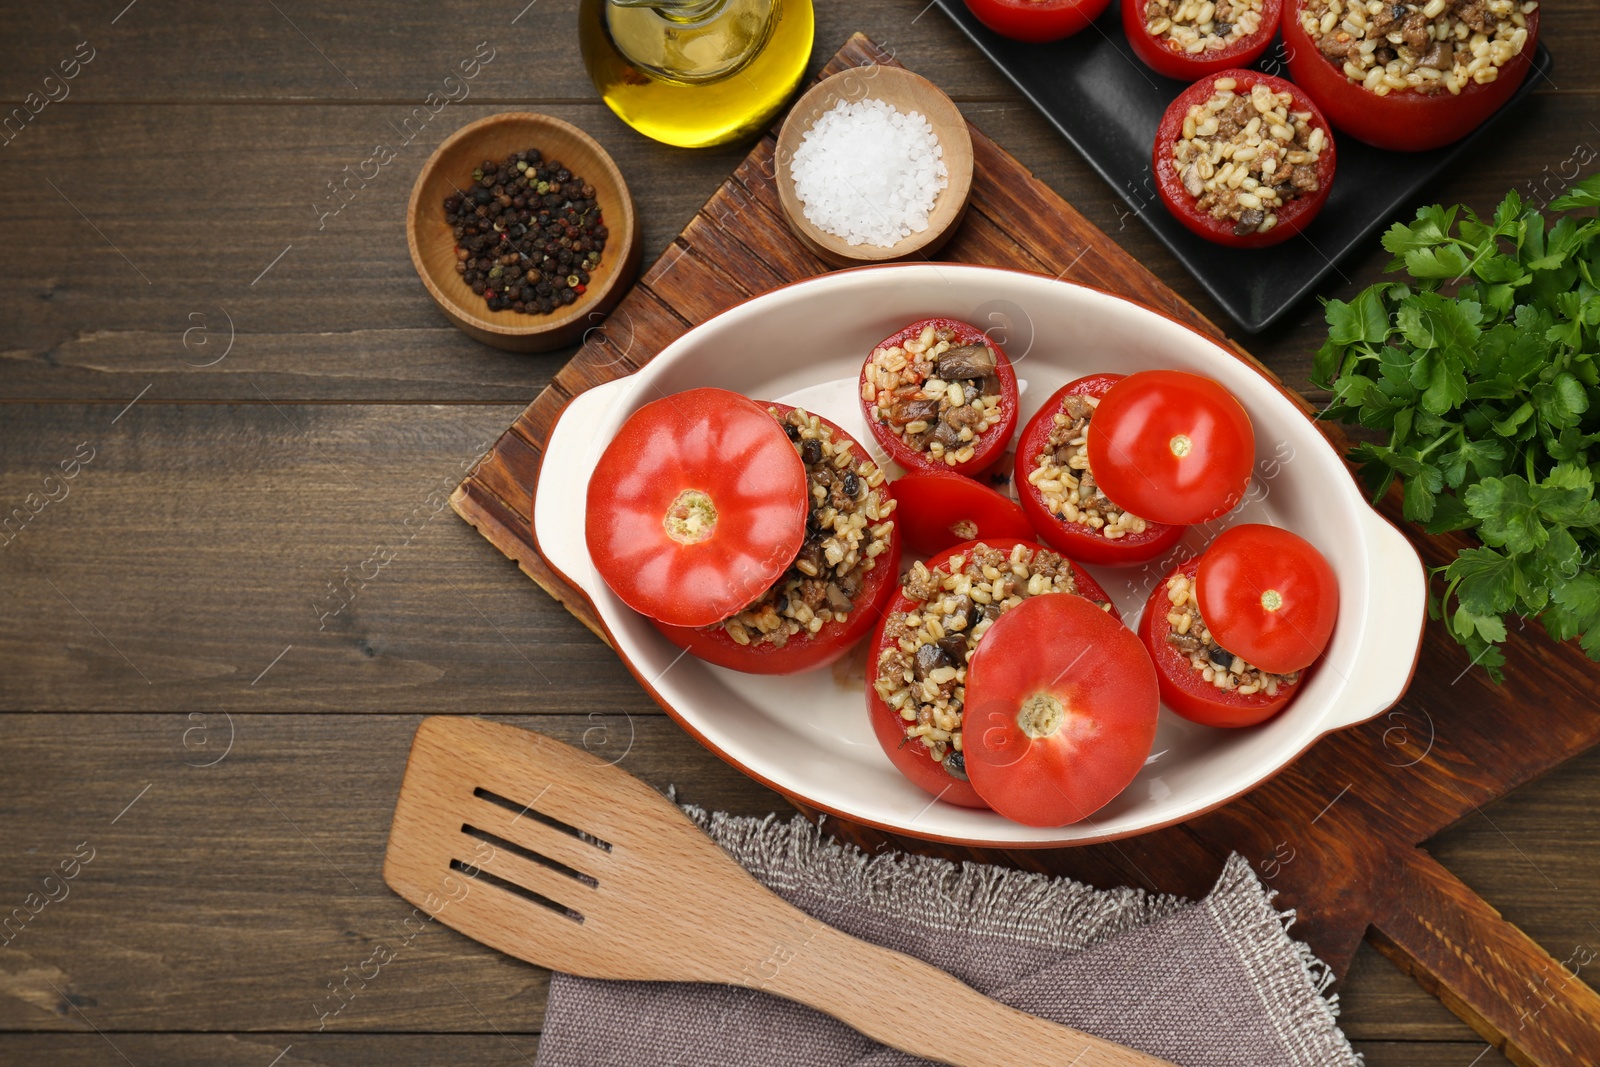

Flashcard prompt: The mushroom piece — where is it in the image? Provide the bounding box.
[1417,39,1453,71]
[888,395,942,427]
[935,344,997,381]
[913,642,950,680]
[931,420,964,450]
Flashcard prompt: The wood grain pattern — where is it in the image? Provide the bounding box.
[386,716,1175,1067]
[454,33,1600,1067]
[0,713,782,1033]
[0,94,1589,401]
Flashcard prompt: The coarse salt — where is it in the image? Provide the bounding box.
[790,97,948,248]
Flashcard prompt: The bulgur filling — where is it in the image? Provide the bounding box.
[872,543,1112,780]
[1163,571,1299,696]
[862,324,1005,467]
[713,407,896,650]
[1025,392,1150,540]
[1171,78,1325,236]
[1144,0,1267,53]
[1301,0,1536,95]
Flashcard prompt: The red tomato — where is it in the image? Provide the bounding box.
[1123,0,1282,79]
[586,387,807,627]
[860,318,1019,479]
[1014,374,1187,567]
[1086,369,1254,526]
[650,405,902,675]
[962,593,1159,826]
[1283,0,1539,152]
[1196,523,1337,675]
[865,538,1119,809]
[963,0,1113,41]
[1153,70,1336,249]
[1138,557,1299,727]
[893,471,1035,558]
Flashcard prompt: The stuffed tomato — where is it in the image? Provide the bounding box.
[1139,525,1335,728]
[651,404,901,675]
[585,387,808,627]
[1015,374,1185,566]
[963,593,1160,827]
[1284,0,1539,151]
[1085,369,1255,526]
[866,538,1117,808]
[860,318,1019,478]
[1154,70,1336,248]
[1139,557,1302,727]
[963,0,1113,42]
[1124,0,1282,79]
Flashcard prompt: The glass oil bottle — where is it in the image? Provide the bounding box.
[579,0,814,149]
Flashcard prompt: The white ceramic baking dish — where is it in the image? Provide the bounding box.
[533,264,1425,846]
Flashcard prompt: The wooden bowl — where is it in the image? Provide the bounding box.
[774,68,973,268]
[407,113,641,353]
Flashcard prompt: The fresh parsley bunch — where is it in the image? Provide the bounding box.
[1312,175,1600,681]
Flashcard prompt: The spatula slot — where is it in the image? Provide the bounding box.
[461,823,599,888]
[448,858,585,924]
[472,786,614,853]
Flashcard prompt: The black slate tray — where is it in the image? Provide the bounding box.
[934,0,1554,332]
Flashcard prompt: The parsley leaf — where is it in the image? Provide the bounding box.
[1318,175,1600,680]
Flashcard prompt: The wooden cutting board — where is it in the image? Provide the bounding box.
[450,34,1600,1067]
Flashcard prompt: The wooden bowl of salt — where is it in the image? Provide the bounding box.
[775,67,974,268]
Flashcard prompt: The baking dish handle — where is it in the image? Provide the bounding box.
[1323,505,1429,731]
[532,377,637,603]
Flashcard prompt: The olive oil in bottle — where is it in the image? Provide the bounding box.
[579,0,814,149]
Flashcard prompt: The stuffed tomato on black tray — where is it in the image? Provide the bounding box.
[1153,71,1337,248]
[1282,0,1540,151]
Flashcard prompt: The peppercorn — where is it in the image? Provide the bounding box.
[445,145,606,318]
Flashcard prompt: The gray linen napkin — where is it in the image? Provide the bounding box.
[534,808,1360,1067]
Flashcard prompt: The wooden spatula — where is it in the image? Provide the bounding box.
[384,716,1177,1067]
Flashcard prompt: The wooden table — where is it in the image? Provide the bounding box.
[1,3,1594,1065]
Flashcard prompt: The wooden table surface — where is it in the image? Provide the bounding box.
[1,2,1595,1065]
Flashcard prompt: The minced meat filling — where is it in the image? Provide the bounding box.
[714,407,896,649]
[1144,0,1267,53]
[1164,571,1299,696]
[862,324,1005,467]
[873,542,1112,778]
[1301,0,1536,96]
[1025,392,1150,540]
[1171,78,1325,236]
